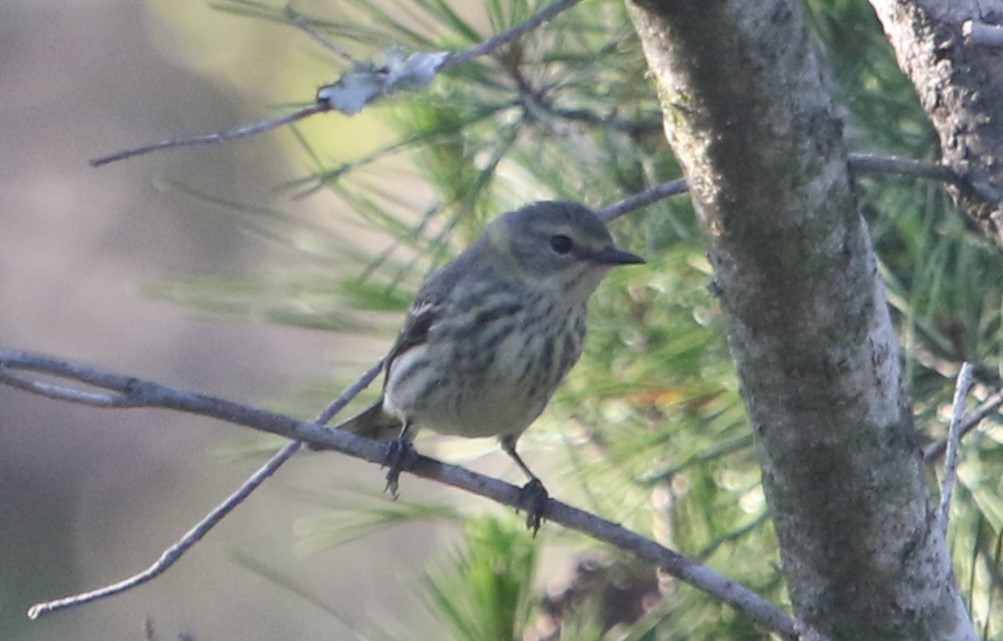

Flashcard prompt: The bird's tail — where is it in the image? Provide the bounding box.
[335,399,402,441]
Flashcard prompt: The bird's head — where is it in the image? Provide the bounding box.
[481,201,644,299]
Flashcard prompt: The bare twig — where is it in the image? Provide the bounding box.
[848,153,958,184]
[0,350,802,639]
[924,387,1003,462]
[89,104,328,167]
[848,153,1003,203]
[598,178,688,222]
[937,363,974,535]
[89,0,583,167]
[8,352,385,618]
[284,4,357,65]
[316,357,386,425]
[27,440,301,619]
[440,0,582,70]
[594,153,985,224]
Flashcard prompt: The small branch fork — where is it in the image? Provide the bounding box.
[924,386,1003,462]
[0,349,804,640]
[6,353,384,619]
[89,0,583,167]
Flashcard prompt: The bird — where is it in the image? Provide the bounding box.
[336,200,643,529]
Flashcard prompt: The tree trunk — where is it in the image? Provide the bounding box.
[624,0,976,639]
[869,0,1003,250]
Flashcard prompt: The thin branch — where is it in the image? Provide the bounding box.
[848,153,958,183]
[284,4,357,65]
[315,357,386,425]
[848,153,1003,203]
[12,353,385,618]
[439,0,582,70]
[593,153,984,224]
[0,350,803,639]
[28,440,301,619]
[937,362,974,536]
[89,104,328,167]
[89,0,583,167]
[924,386,1003,462]
[598,178,688,222]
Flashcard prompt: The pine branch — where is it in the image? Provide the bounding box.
[0,349,806,640]
[89,0,583,167]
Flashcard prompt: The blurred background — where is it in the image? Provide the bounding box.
[0,1,445,639]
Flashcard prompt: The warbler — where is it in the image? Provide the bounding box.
[337,200,643,525]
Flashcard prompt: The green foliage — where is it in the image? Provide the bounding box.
[423,516,537,641]
[155,0,1003,638]
[292,488,462,552]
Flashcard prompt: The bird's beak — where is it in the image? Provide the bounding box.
[593,245,645,266]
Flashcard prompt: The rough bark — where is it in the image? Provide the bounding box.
[869,0,1003,250]
[624,1,976,639]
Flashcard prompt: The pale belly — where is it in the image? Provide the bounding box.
[383,307,584,439]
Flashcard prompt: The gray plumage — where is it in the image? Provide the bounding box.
[337,201,643,479]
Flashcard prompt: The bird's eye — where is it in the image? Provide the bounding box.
[549,234,574,255]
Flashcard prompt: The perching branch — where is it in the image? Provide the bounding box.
[0,349,805,639]
[89,0,583,167]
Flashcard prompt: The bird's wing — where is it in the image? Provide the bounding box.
[337,276,453,437]
[385,297,440,376]
[383,258,466,381]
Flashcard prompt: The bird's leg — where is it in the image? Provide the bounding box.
[500,435,549,534]
[384,419,417,498]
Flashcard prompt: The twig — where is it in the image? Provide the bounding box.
[440,0,582,70]
[848,153,1003,203]
[0,350,803,639]
[315,357,386,425]
[848,153,958,184]
[284,4,357,65]
[89,104,328,167]
[27,440,301,619]
[937,362,974,536]
[594,153,985,224]
[598,178,688,222]
[923,386,1003,462]
[8,352,385,618]
[89,0,583,167]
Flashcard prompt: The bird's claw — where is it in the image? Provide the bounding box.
[383,437,418,498]
[517,478,549,535]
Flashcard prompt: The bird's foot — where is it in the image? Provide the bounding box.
[383,437,418,498]
[517,478,549,535]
